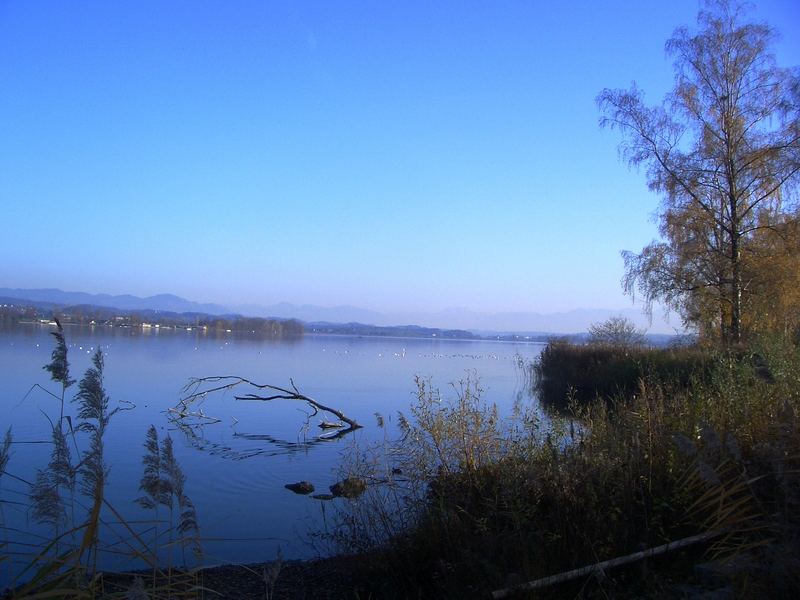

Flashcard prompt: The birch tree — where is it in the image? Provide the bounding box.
[598,0,800,344]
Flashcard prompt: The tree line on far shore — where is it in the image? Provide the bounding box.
[0,302,304,337]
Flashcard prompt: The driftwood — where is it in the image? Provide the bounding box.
[490,529,722,599]
[179,376,362,430]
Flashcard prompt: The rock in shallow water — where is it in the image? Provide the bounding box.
[329,476,367,499]
[284,481,315,495]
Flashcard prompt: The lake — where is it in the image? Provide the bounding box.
[0,323,544,585]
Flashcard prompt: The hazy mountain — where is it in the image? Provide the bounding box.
[236,302,676,335]
[407,307,675,335]
[232,302,386,324]
[0,288,230,315]
[0,288,678,334]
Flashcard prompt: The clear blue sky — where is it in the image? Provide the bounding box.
[1,1,798,316]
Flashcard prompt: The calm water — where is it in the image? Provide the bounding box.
[0,324,543,582]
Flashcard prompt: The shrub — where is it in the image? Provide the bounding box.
[533,340,713,410]
[330,341,800,598]
[587,316,646,347]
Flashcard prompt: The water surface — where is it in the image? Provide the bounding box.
[0,324,543,582]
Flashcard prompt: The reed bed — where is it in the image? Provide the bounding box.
[0,324,203,599]
[326,337,800,598]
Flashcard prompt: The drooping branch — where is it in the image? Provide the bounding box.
[179,376,362,430]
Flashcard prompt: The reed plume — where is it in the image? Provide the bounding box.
[0,428,12,477]
[138,426,201,569]
[42,319,74,426]
[73,349,113,571]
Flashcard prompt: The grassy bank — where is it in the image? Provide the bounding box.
[327,338,800,598]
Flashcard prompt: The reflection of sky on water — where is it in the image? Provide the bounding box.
[0,324,544,584]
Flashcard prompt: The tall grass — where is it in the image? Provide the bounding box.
[138,426,201,572]
[29,320,78,551]
[534,339,714,409]
[1,328,203,599]
[42,319,75,428]
[328,339,800,598]
[0,428,11,578]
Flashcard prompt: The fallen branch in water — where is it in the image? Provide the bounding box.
[166,406,222,424]
[179,376,362,430]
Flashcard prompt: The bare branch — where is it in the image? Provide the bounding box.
[179,376,362,430]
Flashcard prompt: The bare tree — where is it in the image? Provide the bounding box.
[587,316,646,347]
[598,0,800,344]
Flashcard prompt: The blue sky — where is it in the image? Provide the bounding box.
[1,1,798,320]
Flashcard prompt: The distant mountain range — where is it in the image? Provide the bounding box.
[0,288,230,315]
[0,287,679,335]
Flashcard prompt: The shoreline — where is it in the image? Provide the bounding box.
[97,554,366,599]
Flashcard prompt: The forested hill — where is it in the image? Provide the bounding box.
[0,297,303,337]
[0,297,538,341]
[1,297,680,344]
[305,321,478,340]
[0,299,481,341]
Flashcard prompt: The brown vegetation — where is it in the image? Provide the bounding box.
[326,337,800,598]
[599,0,800,344]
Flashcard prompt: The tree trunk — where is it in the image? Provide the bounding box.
[730,217,742,345]
[720,303,728,346]
[731,252,742,344]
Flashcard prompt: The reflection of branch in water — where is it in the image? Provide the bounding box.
[167,391,221,423]
[168,415,360,461]
[178,376,362,430]
[236,426,359,443]
[167,406,221,423]
[168,376,362,460]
